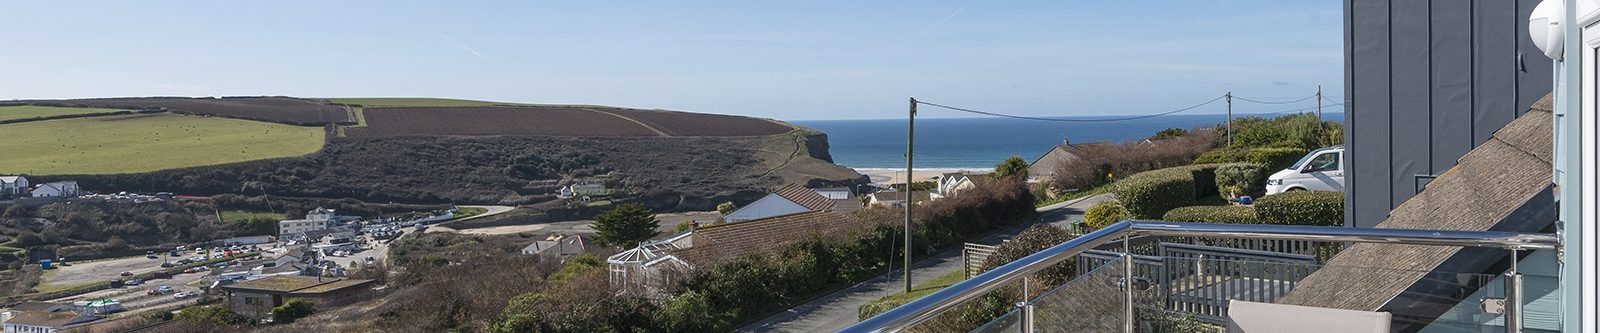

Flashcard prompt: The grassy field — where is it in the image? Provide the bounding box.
[325,98,510,107]
[0,106,129,122]
[0,114,324,175]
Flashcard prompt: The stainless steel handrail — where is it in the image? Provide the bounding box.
[840,220,1559,333]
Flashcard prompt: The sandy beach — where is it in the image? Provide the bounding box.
[855,168,991,185]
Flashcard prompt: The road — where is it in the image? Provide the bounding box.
[736,194,1113,333]
[455,205,516,222]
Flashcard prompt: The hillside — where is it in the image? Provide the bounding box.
[6,97,861,212]
[0,114,325,175]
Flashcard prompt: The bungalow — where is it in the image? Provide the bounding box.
[723,184,837,223]
[0,301,100,333]
[1026,137,1113,184]
[867,191,932,208]
[0,176,28,197]
[220,275,374,319]
[521,234,588,259]
[557,184,608,199]
[30,181,79,198]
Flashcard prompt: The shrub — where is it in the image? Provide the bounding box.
[1214,163,1268,198]
[1083,201,1129,230]
[1162,205,1258,224]
[271,299,315,324]
[1113,167,1199,218]
[1248,147,1308,171]
[716,202,737,215]
[994,155,1030,179]
[1255,191,1344,226]
[1192,147,1247,164]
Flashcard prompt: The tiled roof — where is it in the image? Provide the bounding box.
[5,310,97,328]
[771,184,836,212]
[222,275,371,294]
[1278,94,1554,314]
[675,211,856,265]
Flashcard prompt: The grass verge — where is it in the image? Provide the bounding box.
[857,270,967,320]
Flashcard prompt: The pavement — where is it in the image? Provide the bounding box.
[736,193,1113,332]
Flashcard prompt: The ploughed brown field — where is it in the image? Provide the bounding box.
[16,97,347,125]
[346,106,793,138]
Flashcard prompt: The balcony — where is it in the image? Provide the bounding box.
[843,221,1558,333]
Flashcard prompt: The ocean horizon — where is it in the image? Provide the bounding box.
[792,112,1345,170]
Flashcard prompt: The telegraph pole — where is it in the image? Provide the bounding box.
[1225,92,1233,147]
[904,97,916,293]
[1315,85,1325,146]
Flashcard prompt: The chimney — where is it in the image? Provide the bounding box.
[1061,136,1070,145]
[689,221,700,232]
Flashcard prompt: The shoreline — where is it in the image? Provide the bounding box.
[854,168,991,185]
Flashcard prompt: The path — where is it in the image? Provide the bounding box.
[454,205,515,222]
[737,194,1113,332]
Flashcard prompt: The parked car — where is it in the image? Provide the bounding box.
[157,286,174,293]
[145,251,158,259]
[125,279,144,285]
[174,291,197,299]
[120,271,133,277]
[1266,146,1346,195]
[160,262,176,268]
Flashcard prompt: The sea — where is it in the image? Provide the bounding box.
[791,112,1345,170]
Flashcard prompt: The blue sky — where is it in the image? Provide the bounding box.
[0,1,1341,120]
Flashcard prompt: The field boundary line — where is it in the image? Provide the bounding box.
[582,108,671,137]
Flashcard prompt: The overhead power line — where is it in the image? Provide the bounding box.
[1233,94,1318,105]
[914,95,1227,123]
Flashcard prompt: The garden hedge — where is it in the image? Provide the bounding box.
[1161,205,1258,224]
[1112,163,1245,218]
[1247,147,1309,171]
[1215,163,1269,198]
[1254,191,1344,226]
[1083,201,1128,230]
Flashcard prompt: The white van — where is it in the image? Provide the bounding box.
[1265,146,1345,195]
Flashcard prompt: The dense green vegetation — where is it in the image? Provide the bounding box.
[856,270,966,320]
[0,114,324,175]
[993,155,1029,179]
[1083,200,1129,230]
[0,105,131,122]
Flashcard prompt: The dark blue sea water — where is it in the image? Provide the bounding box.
[791,112,1345,169]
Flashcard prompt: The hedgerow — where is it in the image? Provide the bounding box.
[1254,191,1344,226]
[1214,163,1268,198]
[1247,147,1308,171]
[1161,205,1258,224]
[1083,201,1129,230]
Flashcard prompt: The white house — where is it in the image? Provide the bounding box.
[811,187,854,200]
[0,176,28,197]
[558,184,609,199]
[723,184,837,223]
[30,181,79,198]
[278,207,336,236]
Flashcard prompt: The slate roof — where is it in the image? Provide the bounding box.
[4,310,98,328]
[1027,142,1115,176]
[1277,95,1554,314]
[222,275,371,294]
[675,210,855,265]
[523,235,588,256]
[771,184,836,212]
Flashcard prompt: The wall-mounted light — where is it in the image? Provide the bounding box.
[1530,0,1566,60]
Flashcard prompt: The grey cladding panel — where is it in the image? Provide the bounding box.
[1473,0,1516,145]
[1430,1,1473,173]
[1349,0,1392,228]
[1389,0,1431,208]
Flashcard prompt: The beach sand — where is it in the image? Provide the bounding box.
[856,168,991,185]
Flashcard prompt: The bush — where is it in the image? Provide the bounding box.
[1192,148,1247,164]
[1255,191,1344,226]
[271,299,315,324]
[1214,163,1268,198]
[1248,147,1308,171]
[1083,201,1129,230]
[1162,205,1258,224]
[1113,167,1200,218]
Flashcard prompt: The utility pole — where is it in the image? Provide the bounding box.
[1315,85,1325,146]
[1225,92,1233,147]
[904,97,916,293]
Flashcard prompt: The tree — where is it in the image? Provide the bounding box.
[993,155,1029,179]
[1151,127,1188,140]
[271,299,315,323]
[716,202,737,215]
[591,203,659,248]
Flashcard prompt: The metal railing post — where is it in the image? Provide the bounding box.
[1505,249,1522,333]
[1123,236,1134,333]
[1017,300,1035,333]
